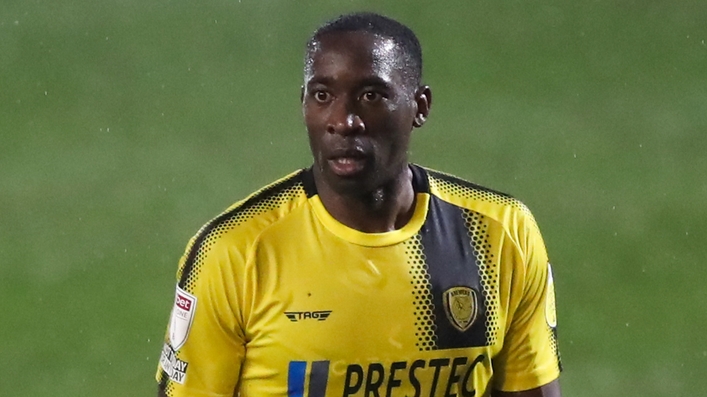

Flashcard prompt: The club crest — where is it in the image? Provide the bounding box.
[443,286,478,332]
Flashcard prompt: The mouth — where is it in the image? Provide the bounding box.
[327,149,368,177]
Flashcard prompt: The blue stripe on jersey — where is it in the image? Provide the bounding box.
[308,361,330,397]
[288,361,307,397]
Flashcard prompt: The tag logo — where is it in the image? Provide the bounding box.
[545,263,557,328]
[285,311,332,322]
[443,287,478,332]
[169,286,197,350]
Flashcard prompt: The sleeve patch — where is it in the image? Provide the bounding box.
[545,263,557,328]
[159,343,189,384]
[169,285,198,350]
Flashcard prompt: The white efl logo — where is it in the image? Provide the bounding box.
[169,286,197,350]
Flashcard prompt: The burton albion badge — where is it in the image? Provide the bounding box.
[443,286,478,332]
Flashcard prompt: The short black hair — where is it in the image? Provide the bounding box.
[305,12,423,87]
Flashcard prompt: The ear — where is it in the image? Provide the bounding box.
[413,85,432,128]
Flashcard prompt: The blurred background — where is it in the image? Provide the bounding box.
[1,0,706,395]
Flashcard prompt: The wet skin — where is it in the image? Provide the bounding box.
[302,31,431,233]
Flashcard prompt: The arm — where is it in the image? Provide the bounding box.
[493,379,562,397]
[492,205,562,393]
[155,233,248,397]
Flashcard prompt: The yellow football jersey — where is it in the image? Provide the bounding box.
[156,165,561,397]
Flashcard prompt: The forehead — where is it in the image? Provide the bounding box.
[306,32,403,84]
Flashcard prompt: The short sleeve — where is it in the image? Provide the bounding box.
[492,208,562,391]
[155,235,247,397]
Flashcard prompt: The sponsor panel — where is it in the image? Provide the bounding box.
[159,343,189,384]
[286,355,487,397]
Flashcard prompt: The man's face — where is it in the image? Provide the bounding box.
[302,32,423,195]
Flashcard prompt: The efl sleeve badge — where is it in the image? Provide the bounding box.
[169,286,197,350]
[545,263,558,328]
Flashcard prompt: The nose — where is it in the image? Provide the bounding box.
[326,100,365,136]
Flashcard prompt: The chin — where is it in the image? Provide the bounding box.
[326,173,368,194]
[322,169,378,196]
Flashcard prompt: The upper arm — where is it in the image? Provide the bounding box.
[155,235,248,397]
[492,207,562,391]
[493,379,562,397]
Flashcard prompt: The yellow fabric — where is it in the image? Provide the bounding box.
[156,166,561,396]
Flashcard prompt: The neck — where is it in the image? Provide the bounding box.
[314,166,416,233]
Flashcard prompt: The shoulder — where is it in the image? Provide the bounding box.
[419,165,531,218]
[176,169,309,285]
[416,164,543,249]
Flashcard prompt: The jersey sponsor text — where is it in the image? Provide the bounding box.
[285,310,332,322]
[160,343,189,384]
[288,354,486,397]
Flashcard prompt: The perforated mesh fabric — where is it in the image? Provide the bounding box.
[462,209,500,345]
[177,174,305,293]
[426,169,521,209]
[406,234,437,351]
[164,381,175,396]
[426,167,559,371]
[550,328,562,370]
[426,170,518,346]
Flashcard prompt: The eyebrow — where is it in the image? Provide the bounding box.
[306,75,392,90]
[358,76,392,90]
[306,76,335,87]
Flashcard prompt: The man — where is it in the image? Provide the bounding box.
[156,12,562,397]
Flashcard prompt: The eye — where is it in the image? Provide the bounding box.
[313,90,330,103]
[361,91,382,103]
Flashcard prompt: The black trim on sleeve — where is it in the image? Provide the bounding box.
[425,168,513,199]
[158,369,169,393]
[178,171,304,289]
